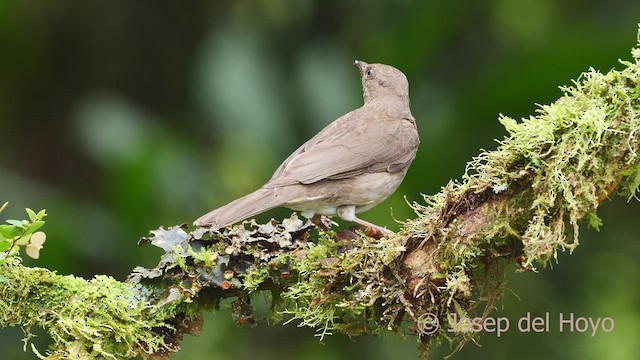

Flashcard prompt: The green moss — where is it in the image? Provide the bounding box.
[395,36,640,354]
[242,264,272,292]
[621,162,640,199]
[0,258,176,359]
[275,231,408,338]
[408,41,640,270]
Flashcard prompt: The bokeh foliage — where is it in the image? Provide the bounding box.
[1,1,639,359]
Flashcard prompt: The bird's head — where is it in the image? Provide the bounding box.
[354,60,410,105]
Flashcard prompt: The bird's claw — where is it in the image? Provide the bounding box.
[311,215,338,231]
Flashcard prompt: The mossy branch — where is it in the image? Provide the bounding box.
[2,34,640,360]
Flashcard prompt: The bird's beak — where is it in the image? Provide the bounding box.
[354,60,368,74]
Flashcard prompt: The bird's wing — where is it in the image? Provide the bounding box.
[264,111,419,188]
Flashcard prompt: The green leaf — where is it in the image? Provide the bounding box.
[16,234,30,246]
[0,225,21,239]
[36,209,47,220]
[23,221,45,237]
[5,219,25,227]
[26,208,37,222]
[0,239,12,251]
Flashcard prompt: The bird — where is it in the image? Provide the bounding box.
[195,60,419,235]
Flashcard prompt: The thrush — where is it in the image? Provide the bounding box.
[195,60,419,234]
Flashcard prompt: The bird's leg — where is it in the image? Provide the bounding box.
[310,214,337,231]
[353,217,393,237]
[336,205,393,238]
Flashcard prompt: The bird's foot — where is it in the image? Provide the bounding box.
[352,222,393,240]
[361,225,392,239]
[311,214,338,231]
[335,205,393,239]
[348,216,394,239]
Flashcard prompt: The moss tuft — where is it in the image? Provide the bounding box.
[0,258,175,359]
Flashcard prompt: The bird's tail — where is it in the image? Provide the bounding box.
[194,188,283,228]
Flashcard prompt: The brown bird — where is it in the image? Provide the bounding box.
[195,60,419,234]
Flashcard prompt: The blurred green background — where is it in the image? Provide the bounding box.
[1,1,639,359]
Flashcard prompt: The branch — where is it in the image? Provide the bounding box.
[2,35,640,359]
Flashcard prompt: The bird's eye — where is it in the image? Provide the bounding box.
[366,69,373,76]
